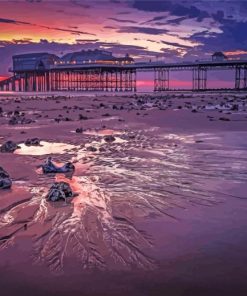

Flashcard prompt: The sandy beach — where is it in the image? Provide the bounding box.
[0,91,247,296]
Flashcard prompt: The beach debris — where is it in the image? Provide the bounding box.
[0,141,20,153]
[40,157,75,174]
[104,135,116,143]
[25,138,41,146]
[0,167,12,189]
[46,181,73,202]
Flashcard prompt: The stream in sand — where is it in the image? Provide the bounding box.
[0,127,247,276]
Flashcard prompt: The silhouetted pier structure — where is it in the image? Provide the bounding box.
[0,50,247,92]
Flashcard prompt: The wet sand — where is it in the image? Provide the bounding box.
[0,92,247,296]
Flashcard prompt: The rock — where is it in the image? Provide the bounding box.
[75,128,83,133]
[219,117,230,121]
[8,116,19,125]
[231,104,239,111]
[0,167,12,189]
[104,135,116,143]
[46,181,73,202]
[25,138,41,146]
[79,114,88,120]
[86,146,97,152]
[102,113,110,117]
[41,157,75,174]
[0,141,20,153]
[99,147,106,152]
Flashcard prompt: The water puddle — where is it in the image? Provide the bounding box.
[15,141,77,156]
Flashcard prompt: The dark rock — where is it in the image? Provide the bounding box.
[0,141,20,153]
[231,104,239,111]
[79,114,88,120]
[219,117,230,121]
[102,113,110,117]
[8,116,19,125]
[75,128,83,133]
[99,147,106,152]
[25,138,41,146]
[104,135,116,143]
[46,181,73,202]
[0,167,12,189]
[86,146,97,152]
[41,157,75,174]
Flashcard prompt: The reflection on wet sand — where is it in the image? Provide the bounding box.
[15,141,77,156]
[1,129,247,273]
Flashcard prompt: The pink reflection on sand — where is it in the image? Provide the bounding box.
[84,129,123,136]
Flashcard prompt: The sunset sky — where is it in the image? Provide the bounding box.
[0,0,247,87]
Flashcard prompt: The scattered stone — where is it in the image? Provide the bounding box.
[46,181,73,202]
[0,167,12,189]
[0,141,20,153]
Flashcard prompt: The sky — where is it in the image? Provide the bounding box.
[0,0,247,88]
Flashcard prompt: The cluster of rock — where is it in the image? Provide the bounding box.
[46,181,73,202]
[8,111,34,125]
[40,157,75,174]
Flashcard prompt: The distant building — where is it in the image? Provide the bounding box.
[13,52,59,72]
[59,49,134,65]
[212,52,228,62]
[12,50,134,73]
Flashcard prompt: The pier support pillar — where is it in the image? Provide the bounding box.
[154,68,169,92]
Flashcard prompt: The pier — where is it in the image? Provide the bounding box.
[1,50,247,92]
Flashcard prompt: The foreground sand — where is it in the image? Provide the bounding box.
[0,91,247,296]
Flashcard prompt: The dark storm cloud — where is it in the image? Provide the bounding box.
[118,26,169,35]
[0,18,31,25]
[108,17,138,24]
[166,16,188,25]
[103,26,117,29]
[0,17,95,36]
[132,1,210,22]
[70,0,91,9]
[76,39,100,43]
[161,40,192,49]
[188,19,247,51]
[117,11,132,15]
